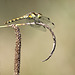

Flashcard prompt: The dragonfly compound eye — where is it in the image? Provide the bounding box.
[37,13,42,19]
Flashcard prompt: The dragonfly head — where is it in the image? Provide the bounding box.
[37,13,42,19]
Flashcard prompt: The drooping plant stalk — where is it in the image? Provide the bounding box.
[0,22,56,75]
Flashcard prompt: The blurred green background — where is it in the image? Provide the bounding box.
[0,0,75,75]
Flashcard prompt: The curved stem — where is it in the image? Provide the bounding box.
[42,26,56,62]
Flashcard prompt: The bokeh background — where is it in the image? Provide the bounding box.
[0,0,75,75]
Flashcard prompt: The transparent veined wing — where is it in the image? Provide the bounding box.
[38,16,55,29]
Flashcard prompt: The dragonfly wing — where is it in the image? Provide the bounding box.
[30,23,46,31]
[39,16,55,29]
[25,18,46,31]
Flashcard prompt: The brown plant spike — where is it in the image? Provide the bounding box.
[12,24,21,75]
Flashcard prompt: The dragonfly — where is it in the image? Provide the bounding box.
[4,12,55,29]
[0,12,56,62]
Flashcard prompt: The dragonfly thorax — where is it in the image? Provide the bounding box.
[28,12,42,19]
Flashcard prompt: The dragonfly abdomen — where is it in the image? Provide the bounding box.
[4,16,27,24]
